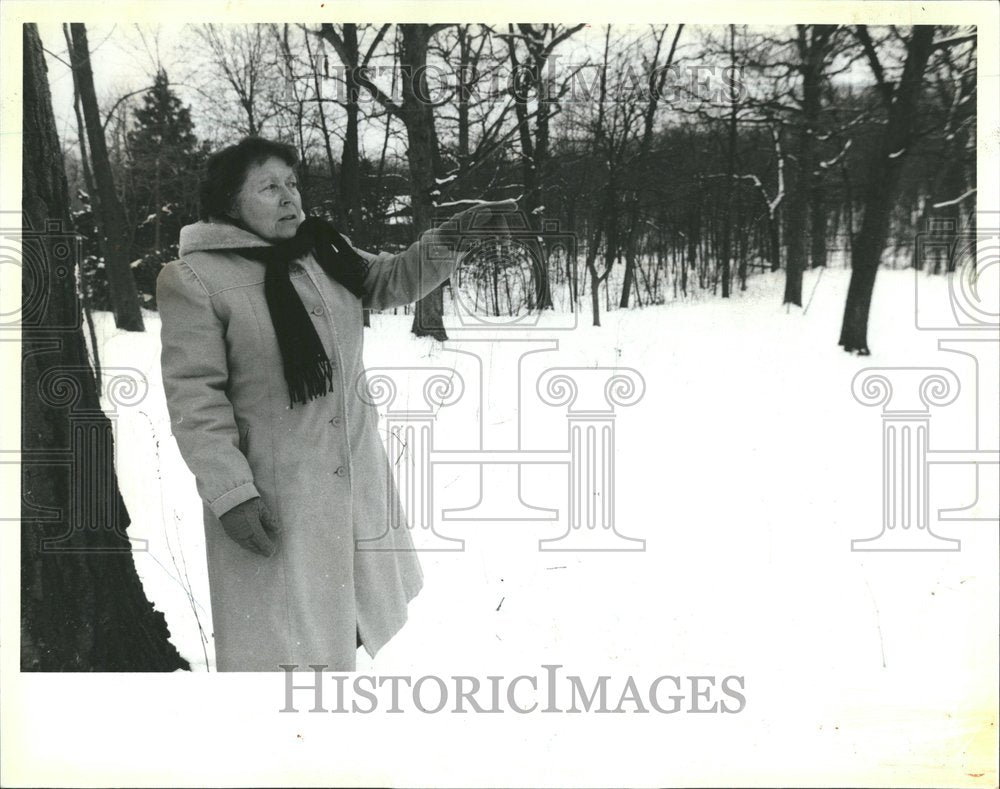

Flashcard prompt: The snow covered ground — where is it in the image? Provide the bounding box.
[91,266,997,785]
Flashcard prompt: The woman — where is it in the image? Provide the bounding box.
[157,136,504,671]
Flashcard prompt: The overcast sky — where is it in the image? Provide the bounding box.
[37,22,743,149]
[37,22,882,164]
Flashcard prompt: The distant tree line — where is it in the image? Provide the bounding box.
[57,22,975,352]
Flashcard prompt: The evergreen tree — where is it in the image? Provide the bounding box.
[126,69,207,259]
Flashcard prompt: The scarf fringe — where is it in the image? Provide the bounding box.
[286,358,336,409]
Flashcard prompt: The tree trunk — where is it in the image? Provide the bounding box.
[21,23,187,672]
[340,25,362,238]
[839,26,935,354]
[809,186,827,268]
[306,31,341,224]
[720,25,738,299]
[622,26,682,308]
[585,222,605,327]
[62,24,97,208]
[803,26,835,270]
[785,69,818,302]
[528,94,554,311]
[685,193,699,296]
[398,25,450,341]
[619,237,636,308]
[784,169,806,305]
[509,30,555,312]
[68,24,143,332]
[565,198,579,306]
[768,209,781,272]
[737,190,747,290]
[457,26,472,161]
[786,25,836,299]
[840,161,855,263]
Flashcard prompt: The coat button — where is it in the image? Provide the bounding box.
[311,305,324,316]
[329,416,341,426]
[335,465,346,477]
[289,262,303,273]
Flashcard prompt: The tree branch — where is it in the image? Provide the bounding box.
[854,25,893,107]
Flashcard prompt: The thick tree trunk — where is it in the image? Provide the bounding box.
[21,23,187,672]
[785,76,815,303]
[803,27,835,270]
[839,26,935,354]
[399,25,450,340]
[840,162,855,262]
[768,210,781,272]
[786,25,836,299]
[784,169,806,305]
[809,187,827,268]
[620,244,637,308]
[68,23,144,332]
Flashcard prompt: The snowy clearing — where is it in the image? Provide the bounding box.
[92,266,997,784]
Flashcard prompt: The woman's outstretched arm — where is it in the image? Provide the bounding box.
[351,200,516,311]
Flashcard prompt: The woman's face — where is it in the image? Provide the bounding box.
[229,156,303,241]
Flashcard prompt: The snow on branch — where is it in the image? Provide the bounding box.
[818,139,852,170]
[702,172,780,218]
[931,33,976,50]
[702,126,785,219]
[768,127,784,217]
[433,194,524,209]
[932,188,977,209]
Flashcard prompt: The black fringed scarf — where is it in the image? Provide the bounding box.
[226,216,368,408]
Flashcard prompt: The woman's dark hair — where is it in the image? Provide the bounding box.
[198,137,299,222]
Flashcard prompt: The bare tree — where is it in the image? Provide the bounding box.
[783,24,840,305]
[318,23,391,239]
[580,26,644,326]
[189,24,282,138]
[620,24,684,308]
[352,23,456,339]
[61,25,97,205]
[68,23,144,332]
[501,23,585,311]
[838,25,937,354]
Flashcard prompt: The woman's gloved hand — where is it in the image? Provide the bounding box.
[219,496,281,557]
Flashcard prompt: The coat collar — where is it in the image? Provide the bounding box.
[178,220,273,256]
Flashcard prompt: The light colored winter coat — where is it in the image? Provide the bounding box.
[156,213,472,671]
